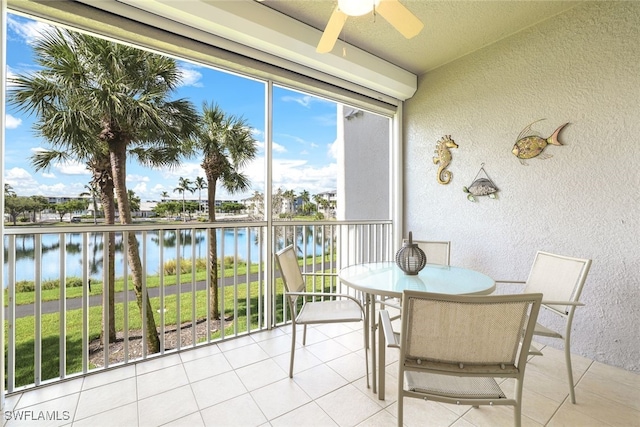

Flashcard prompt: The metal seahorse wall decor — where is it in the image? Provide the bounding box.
[433,135,458,185]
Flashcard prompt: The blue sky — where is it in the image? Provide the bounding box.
[4,13,339,202]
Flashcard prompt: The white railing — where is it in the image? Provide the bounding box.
[3,220,393,393]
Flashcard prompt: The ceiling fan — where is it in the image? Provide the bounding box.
[317,0,424,53]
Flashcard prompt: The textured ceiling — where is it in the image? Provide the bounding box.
[259,1,581,75]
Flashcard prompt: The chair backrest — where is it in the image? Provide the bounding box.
[411,240,451,266]
[275,245,305,293]
[399,290,542,374]
[523,251,592,314]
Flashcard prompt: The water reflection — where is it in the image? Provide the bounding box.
[4,226,331,283]
[4,229,258,283]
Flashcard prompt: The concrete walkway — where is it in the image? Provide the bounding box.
[9,272,263,319]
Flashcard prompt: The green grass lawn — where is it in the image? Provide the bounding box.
[4,258,334,389]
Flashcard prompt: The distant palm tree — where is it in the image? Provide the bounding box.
[300,190,311,214]
[160,191,169,201]
[9,28,199,353]
[194,176,207,213]
[80,184,100,224]
[282,189,296,217]
[192,101,257,320]
[127,189,141,214]
[4,183,16,197]
[174,177,194,220]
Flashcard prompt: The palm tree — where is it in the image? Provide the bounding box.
[282,189,296,217]
[4,183,16,198]
[32,147,118,342]
[174,177,194,220]
[194,176,207,213]
[80,184,100,224]
[313,194,323,211]
[300,190,311,215]
[193,102,257,320]
[127,189,141,214]
[9,28,199,353]
[160,191,169,202]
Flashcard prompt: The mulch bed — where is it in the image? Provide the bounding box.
[88,318,233,367]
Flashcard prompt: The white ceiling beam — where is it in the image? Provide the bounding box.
[117,0,417,100]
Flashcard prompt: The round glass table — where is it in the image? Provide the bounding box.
[338,261,495,397]
[338,261,495,298]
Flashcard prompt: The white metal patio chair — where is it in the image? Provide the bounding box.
[275,245,369,385]
[412,240,451,266]
[380,290,542,427]
[377,240,451,389]
[498,250,592,403]
[383,240,450,310]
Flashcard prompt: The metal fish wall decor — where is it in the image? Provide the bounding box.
[512,119,568,165]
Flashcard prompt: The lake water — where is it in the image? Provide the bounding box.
[4,228,324,283]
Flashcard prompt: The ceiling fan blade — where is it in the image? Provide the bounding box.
[376,0,424,39]
[317,8,348,53]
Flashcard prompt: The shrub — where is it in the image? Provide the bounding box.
[162,256,244,275]
[15,277,85,292]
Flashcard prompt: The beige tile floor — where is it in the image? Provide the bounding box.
[3,322,639,427]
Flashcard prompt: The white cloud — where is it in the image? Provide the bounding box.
[42,172,56,179]
[5,167,42,195]
[5,114,22,129]
[5,167,32,181]
[281,93,333,110]
[127,174,150,183]
[272,142,287,153]
[6,65,17,84]
[178,65,204,87]
[7,15,54,46]
[281,94,313,108]
[56,160,89,176]
[132,182,148,196]
[162,162,204,181]
[328,139,339,160]
[271,158,337,194]
[255,140,286,154]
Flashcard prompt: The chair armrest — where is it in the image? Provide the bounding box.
[285,292,364,310]
[542,300,585,307]
[379,310,400,348]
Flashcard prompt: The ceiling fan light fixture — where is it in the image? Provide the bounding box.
[337,0,381,17]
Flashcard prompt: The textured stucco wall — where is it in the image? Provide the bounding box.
[337,105,390,220]
[404,2,639,371]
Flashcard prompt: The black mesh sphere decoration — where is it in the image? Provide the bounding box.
[395,232,427,275]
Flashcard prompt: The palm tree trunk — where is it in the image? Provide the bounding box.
[206,180,220,321]
[98,179,117,343]
[110,141,160,353]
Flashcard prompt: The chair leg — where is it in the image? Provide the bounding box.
[363,321,370,388]
[564,339,577,404]
[514,402,522,427]
[514,378,524,427]
[397,395,403,427]
[289,322,296,378]
[302,324,307,346]
[378,317,385,400]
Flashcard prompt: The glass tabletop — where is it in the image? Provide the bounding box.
[338,261,495,297]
